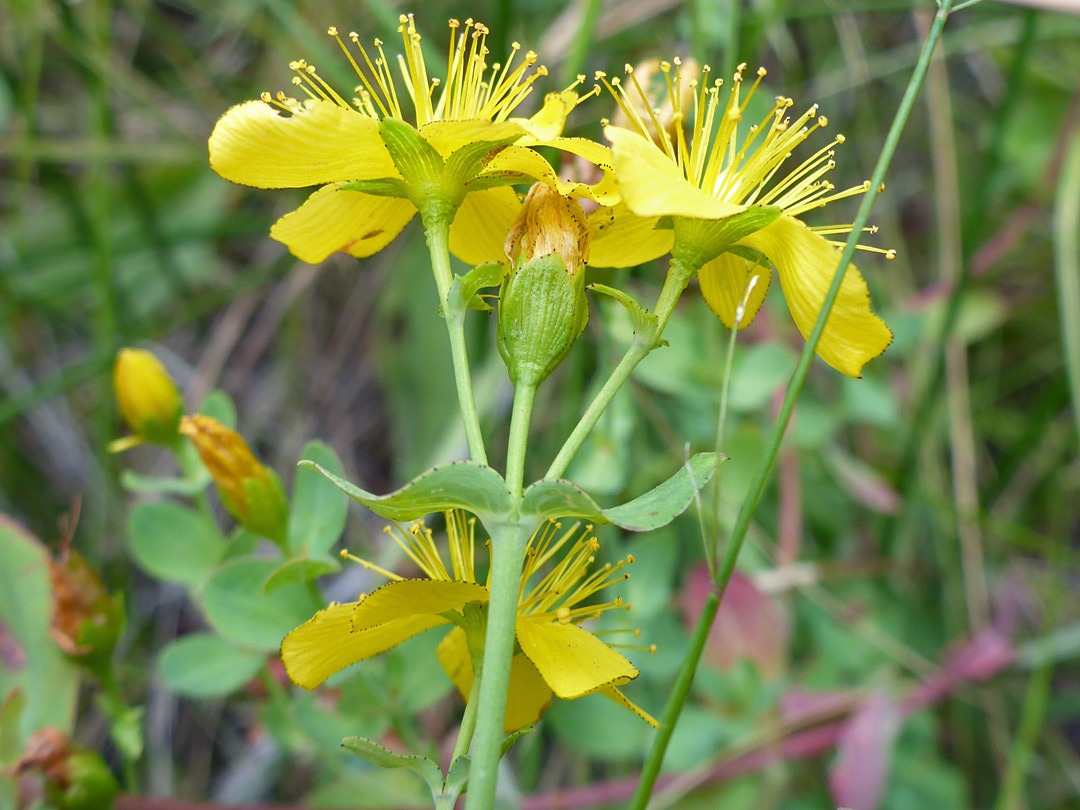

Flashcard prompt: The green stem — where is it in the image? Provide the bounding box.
[544,258,695,480]
[709,317,741,574]
[450,664,483,764]
[994,665,1053,810]
[423,210,489,466]
[462,522,531,810]
[505,383,538,496]
[627,590,720,810]
[628,4,957,807]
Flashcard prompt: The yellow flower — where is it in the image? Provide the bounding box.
[109,348,182,450]
[209,15,614,266]
[281,512,657,733]
[179,415,288,544]
[590,61,893,377]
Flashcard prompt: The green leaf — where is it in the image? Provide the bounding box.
[520,453,720,531]
[342,737,445,797]
[198,389,237,427]
[127,501,225,588]
[158,633,266,698]
[287,441,348,557]
[0,689,26,766]
[262,557,341,593]
[447,262,505,315]
[0,516,79,749]
[444,755,470,801]
[302,460,513,523]
[201,558,322,651]
[119,469,208,497]
[339,177,412,197]
[588,283,659,339]
[502,725,533,755]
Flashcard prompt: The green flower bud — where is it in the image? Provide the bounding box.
[48,547,124,676]
[110,348,183,449]
[497,184,590,388]
[180,415,289,545]
[13,728,119,810]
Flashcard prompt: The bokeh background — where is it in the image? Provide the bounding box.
[3,0,1080,808]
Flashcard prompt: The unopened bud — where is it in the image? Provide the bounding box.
[48,547,124,673]
[179,415,288,544]
[13,728,119,810]
[498,185,590,388]
[110,349,183,449]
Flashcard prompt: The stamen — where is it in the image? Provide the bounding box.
[339,548,402,581]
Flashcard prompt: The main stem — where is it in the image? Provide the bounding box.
[545,258,695,480]
[424,208,489,465]
[463,522,530,810]
[627,4,957,807]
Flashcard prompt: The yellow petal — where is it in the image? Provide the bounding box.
[515,618,637,699]
[480,144,619,205]
[604,125,747,220]
[281,602,445,690]
[436,627,553,733]
[740,215,893,377]
[600,686,659,727]
[698,252,772,330]
[351,579,489,632]
[269,185,417,263]
[587,203,673,268]
[420,119,523,158]
[513,90,578,143]
[449,186,522,265]
[209,100,399,189]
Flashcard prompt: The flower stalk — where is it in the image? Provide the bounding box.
[627,2,958,806]
[423,208,489,466]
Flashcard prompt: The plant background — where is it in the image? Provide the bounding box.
[2,0,1080,808]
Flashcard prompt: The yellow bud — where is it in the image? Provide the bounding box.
[504,183,590,277]
[179,415,288,544]
[111,349,182,446]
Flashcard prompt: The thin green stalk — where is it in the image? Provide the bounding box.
[463,522,531,810]
[506,383,538,496]
[708,319,740,574]
[450,666,482,764]
[545,260,694,480]
[994,665,1053,810]
[626,590,720,810]
[628,4,957,807]
[1053,127,1080,446]
[423,213,489,465]
[562,0,604,85]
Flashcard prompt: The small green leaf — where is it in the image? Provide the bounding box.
[198,389,237,427]
[201,558,322,651]
[444,756,470,800]
[502,725,533,755]
[588,283,659,338]
[159,633,266,698]
[120,469,208,497]
[0,689,26,766]
[520,452,720,531]
[302,460,513,523]
[262,557,341,593]
[127,501,225,588]
[444,135,520,189]
[342,737,445,797]
[447,262,505,315]
[287,441,348,557]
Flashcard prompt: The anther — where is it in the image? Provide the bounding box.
[327,26,338,36]
[885,249,897,260]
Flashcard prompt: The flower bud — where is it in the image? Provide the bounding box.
[497,185,590,388]
[48,547,124,674]
[111,348,183,448]
[179,415,288,544]
[13,728,119,810]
